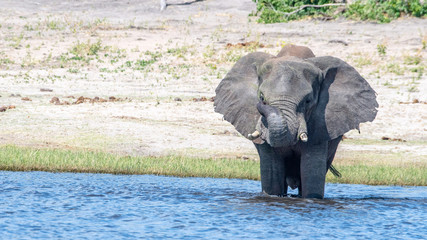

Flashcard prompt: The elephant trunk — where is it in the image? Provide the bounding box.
[256,102,296,147]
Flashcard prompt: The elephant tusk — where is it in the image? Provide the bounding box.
[299,132,308,142]
[297,114,308,143]
[248,130,260,140]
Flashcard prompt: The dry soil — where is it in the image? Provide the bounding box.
[0,0,426,161]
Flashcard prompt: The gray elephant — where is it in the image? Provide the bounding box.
[214,44,378,199]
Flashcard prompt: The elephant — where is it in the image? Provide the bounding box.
[214,44,378,199]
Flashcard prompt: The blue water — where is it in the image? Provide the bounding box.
[0,171,426,239]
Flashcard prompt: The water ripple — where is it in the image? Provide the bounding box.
[0,171,426,239]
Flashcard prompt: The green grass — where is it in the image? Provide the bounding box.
[0,145,259,180]
[326,164,426,186]
[0,145,425,186]
[327,150,427,186]
[253,0,427,23]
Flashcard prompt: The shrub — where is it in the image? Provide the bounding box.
[344,0,427,23]
[253,0,427,23]
[254,0,337,23]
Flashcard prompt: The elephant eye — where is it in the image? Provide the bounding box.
[305,95,313,105]
[259,92,266,104]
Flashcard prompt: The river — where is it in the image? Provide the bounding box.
[1,171,426,239]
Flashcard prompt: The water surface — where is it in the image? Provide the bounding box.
[1,171,426,239]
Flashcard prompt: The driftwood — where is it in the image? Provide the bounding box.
[160,0,203,11]
[160,0,167,11]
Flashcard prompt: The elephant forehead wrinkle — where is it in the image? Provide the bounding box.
[270,96,298,104]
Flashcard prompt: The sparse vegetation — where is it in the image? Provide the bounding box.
[410,66,424,80]
[354,55,373,68]
[8,33,24,49]
[46,18,64,30]
[134,51,162,71]
[167,45,193,59]
[377,43,387,56]
[404,55,422,65]
[0,57,14,66]
[223,49,243,62]
[407,85,419,92]
[70,39,102,59]
[67,68,79,73]
[385,63,405,76]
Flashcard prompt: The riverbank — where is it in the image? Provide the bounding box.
[1,145,425,186]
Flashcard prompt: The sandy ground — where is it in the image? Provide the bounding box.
[0,0,426,160]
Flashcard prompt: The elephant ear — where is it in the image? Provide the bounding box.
[214,52,274,139]
[306,56,378,143]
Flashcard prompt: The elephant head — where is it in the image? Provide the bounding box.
[214,44,378,198]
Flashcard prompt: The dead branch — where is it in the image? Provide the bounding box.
[282,3,346,17]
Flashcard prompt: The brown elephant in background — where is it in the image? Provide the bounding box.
[214,44,378,198]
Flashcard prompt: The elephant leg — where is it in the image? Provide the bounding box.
[255,143,287,197]
[300,141,328,199]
